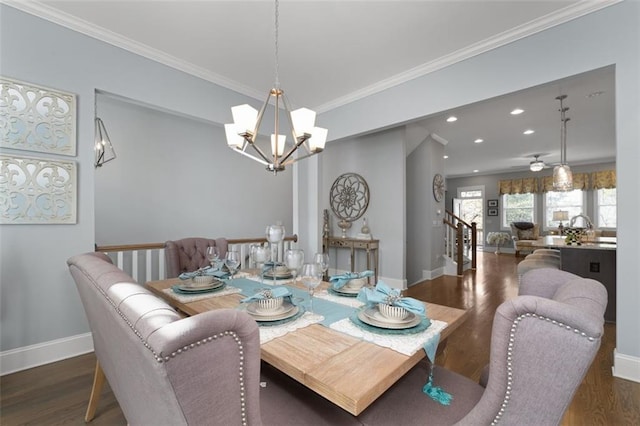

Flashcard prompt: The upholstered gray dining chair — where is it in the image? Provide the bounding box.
[356,267,607,425]
[69,252,359,425]
[164,237,228,278]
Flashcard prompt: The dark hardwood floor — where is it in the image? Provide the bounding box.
[1,252,638,425]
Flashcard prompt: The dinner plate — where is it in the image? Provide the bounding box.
[177,280,224,292]
[246,301,296,318]
[363,306,416,325]
[331,285,361,295]
[358,307,421,330]
[246,303,299,322]
[263,269,293,280]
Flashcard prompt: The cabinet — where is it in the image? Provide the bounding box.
[322,237,379,283]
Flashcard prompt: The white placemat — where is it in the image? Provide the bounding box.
[315,290,365,308]
[257,312,324,344]
[329,318,447,356]
[162,285,242,303]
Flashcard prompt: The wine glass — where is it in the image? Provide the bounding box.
[313,252,329,279]
[250,244,270,284]
[206,246,220,268]
[266,223,285,263]
[300,263,322,318]
[284,249,304,281]
[224,250,240,279]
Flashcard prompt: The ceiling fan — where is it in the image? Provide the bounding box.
[529,155,546,172]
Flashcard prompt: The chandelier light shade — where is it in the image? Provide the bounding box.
[529,155,545,172]
[224,0,327,174]
[553,95,573,191]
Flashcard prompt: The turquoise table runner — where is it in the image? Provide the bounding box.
[230,277,354,326]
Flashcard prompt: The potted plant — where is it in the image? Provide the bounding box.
[486,232,511,254]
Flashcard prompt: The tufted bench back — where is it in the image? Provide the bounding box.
[164,237,228,278]
[67,252,262,425]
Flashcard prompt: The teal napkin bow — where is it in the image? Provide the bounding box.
[329,270,374,289]
[356,281,426,318]
[241,286,292,304]
[179,266,228,280]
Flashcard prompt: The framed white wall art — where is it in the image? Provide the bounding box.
[0,154,77,224]
[0,76,77,156]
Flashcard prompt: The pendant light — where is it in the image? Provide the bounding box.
[552,95,573,191]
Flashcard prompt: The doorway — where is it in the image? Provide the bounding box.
[455,186,485,247]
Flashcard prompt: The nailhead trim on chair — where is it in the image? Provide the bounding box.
[83,271,249,425]
[490,312,599,425]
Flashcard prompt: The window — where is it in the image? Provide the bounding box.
[596,188,616,228]
[544,190,585,229]
[502,193,535,228]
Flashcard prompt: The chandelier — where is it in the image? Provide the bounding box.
[552,95,573,191]
[529,155,545,172]
[224,0,327,174]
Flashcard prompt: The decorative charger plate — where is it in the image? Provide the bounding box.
[357,307,421,329]
[328,287,359,298]
[172,281,226,294]
[246,301,299,322]
[331,285,360,295]
[263,269,293,279]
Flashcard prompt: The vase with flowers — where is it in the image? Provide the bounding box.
[486,232,511,254]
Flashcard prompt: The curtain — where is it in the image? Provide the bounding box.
[540,172,589,192]
[592,170,616,189]
[498,177,538,195]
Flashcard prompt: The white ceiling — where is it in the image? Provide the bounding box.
[8,0,618,177]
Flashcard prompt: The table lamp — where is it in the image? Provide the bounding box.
[553,210,569,235]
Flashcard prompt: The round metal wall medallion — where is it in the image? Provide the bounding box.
[330,173,370,222]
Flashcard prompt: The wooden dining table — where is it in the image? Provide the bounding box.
[146,275,468,415]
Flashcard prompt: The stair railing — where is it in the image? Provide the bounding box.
[95,235,298,283]
[443,210,477,276]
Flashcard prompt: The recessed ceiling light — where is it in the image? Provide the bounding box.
[474,138,484,143]
[443,155,449,159]
[473,169,479,173]
[523,129,535,135]
[511,108,524,115]
[446,116,457,122]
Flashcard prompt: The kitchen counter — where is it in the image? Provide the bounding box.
[531,236,616,250]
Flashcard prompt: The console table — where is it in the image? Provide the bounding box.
[322,236,379,283]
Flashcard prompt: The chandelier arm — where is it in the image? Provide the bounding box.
[281,151,319,167]
[244,136,273,164]
[232,146,270,167]
[278,134,310,165]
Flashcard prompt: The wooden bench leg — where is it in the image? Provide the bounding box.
[85,360,106,422]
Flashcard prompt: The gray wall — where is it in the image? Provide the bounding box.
[95,94,292,245]
[406,137,445,284]
[317,2,639,367]
[0,5,290,353]
[321,128,405,285]
[445,162,616,249]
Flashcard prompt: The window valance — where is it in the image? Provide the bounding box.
[498,177,538,195]
[591,170,616,189]
[540,172,589,192]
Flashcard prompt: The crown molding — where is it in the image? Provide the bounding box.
[1,0,265,102]
[3,0,621,113]
[314,0,622,113]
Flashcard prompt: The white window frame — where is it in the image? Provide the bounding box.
[594,188,616,230]
[501,193,536,230]
[542,189,587,231]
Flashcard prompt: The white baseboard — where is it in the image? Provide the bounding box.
[421,268,444,281]
[612,348,640,383]
[1,333,94,376]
